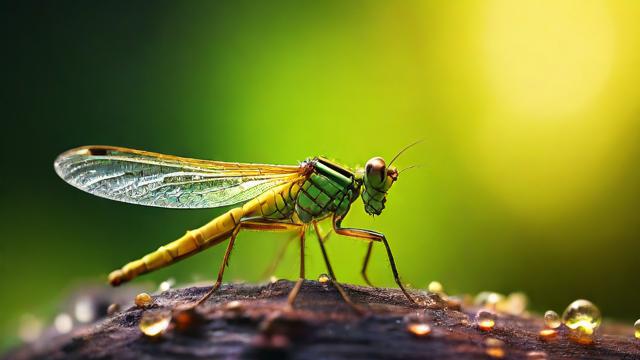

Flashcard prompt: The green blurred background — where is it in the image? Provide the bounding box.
[2,0,640,350]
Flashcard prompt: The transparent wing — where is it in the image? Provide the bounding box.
[54,146,304,209]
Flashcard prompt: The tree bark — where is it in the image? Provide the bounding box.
[5,280,638,360]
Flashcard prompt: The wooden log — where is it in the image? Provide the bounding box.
[5,280,639,359]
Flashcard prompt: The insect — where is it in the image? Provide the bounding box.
[54,144,419,308]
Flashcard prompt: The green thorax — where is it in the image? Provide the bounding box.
[295,157,361,223]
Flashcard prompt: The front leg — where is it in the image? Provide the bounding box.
[332,215,417,305]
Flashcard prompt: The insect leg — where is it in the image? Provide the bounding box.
[332,215,417,305]
[195,225,241,306]
[313,221,364,314]
[286,226,307,307]
[312,221,337,280]
[193,220,302,306]
[361,241,375,287]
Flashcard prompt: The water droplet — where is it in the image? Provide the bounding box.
[568,326,595,345]
[18,314,43,343]
[107,303,120,316]
[172,305,204,333]
[543,310,561,329]
[318,274,330,284]
[54,313,73,334]
[485,347,505,358]
[406,323,432,337]
[135,293,153,308]
[476,310,496,331]
[139,310,171,337]
[74,297,96,323]
[427,281,443,294]
[634,319,640,339]
[158,278,175,292]
[498,292,528,315]
[562,299,601,341]
[484,337,504,347]
[484,338,505,358]
[225,300,243,312]
[526,350,548,359]
[474,292,505,310]
[538,328,558,341]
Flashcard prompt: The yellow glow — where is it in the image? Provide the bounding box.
[483,0,614,117]
[462,1,640,221]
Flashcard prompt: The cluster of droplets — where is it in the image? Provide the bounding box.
[15,278,640,351]
[539,299,602,345]
[417,281,640,353]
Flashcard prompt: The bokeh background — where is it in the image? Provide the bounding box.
[3,0,640,351]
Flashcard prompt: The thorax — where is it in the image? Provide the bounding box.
[294,157,361,223]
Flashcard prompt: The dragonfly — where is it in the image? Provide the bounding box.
[54,144,419,309]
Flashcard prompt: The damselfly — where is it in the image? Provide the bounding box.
[54,144,419,308]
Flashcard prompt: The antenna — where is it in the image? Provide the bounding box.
[388,139,423,167]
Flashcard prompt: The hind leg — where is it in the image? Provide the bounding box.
[196,220,302,306]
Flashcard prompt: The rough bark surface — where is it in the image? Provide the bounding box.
[5,280,639,360]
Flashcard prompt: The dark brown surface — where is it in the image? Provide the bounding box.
[5,280,639,360]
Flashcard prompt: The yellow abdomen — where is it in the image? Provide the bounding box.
[108,181,301,286]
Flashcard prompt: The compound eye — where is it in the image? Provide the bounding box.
[365,157,387,183]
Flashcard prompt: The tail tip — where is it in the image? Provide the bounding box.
[108,270,125,286]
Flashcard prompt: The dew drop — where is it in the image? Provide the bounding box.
[484,337,505,358]
[498,292,528,315]
[538,328,558,341]
[74,297,96,323]
[568,326,595,345]
[18,314,43,343]
[107,303,120,316]
[486,347,505,358]
[634,319,640,339]
[543,310,561,329]
[476,310,496,331]
[427,281,443,294]
[318,273,330,284]
[158,278,175,292]
[474,292,505,310]
[406,322,432,337]
[562,299,600,343]
[54,313,73,334]
[139,310,171,337]
[135,293,153,308]
[526,350,548,359]
[172,305,204,333]
[225,300,243,312]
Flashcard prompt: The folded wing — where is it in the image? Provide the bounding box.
[54,146,304,209]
